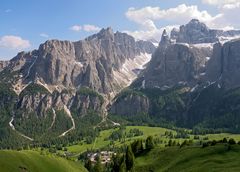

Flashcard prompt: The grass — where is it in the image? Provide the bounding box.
[135,144,240,172]
[66,126,240,156]
[0,150,87,172]
[66,126,175,154]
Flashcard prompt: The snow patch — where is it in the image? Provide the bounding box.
[190,84,199,92]
[176,43,189,47]
[141,80,146,89]
[205,57,210,61]
[75,61,83,68]
[219,35,240,44]
[191,43,214,49]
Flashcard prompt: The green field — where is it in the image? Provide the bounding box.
[135,144,240,172]
[67,126,175,154]
[66,126,240,156]
[0,150,87,172]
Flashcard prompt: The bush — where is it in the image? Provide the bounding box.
[229,138,236,145]
[202,142,209,148]
[211,140,217,146]
[222,138,228,143]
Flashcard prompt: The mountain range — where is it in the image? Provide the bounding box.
[1,19,240,147]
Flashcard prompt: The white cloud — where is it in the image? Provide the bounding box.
[202,0,240,6]
[83,24,101,32]
[125,3,240,41]
[125,4,219,41]
[70,25,82,32]
[124,25,178,42]
[70,24,101,32]
[126,4,217,26]
[0,35,31,50]
[40,33,49,38]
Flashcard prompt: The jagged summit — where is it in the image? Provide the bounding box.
[170,19,240,44]
[86,27,114,41]
[160,29,171,46]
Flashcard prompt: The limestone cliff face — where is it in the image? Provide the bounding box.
[110,92,150,117]
[111,20,240,121]
[135,30,212,90]
[16,84,104,118]
[0,28,155,120]
[20,28,155,95]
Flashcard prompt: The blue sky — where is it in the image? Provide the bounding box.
[0,0,239,60]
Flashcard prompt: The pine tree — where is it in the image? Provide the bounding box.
[126,145,135,171]
[93,155,104,172]
[112,154,125,172]
[146,136,154,150]
[131,140,143,156]
[84,159,93,172]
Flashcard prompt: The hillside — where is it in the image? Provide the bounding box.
[135,145,240,172]
[0,150,87,172]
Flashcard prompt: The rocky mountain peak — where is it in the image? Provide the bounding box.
[160,29,171,47]
[87,27,114,41]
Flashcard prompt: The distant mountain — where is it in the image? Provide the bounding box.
[2,19,240,148]
[171,19,240,44]
[111,19,240,132]
[0,28,155,146]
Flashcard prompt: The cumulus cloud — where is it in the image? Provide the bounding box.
[124,25,178,43]
[125,4,218,41]
[83,25,101,32]
[0,35,31,50]
[70,25,82,32]
[70,24,101,32]
[126,4,217,26]
[40,33,49,38]
[125,3,240,41]
[202,0,239,6]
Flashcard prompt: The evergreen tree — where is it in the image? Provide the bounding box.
[126,145,135,172]
[229,138,236,145]
[93,155,104,172]
[146,136,154,150]
[112,154,125,172]
[84,159,93,172]
[131,140,143,156]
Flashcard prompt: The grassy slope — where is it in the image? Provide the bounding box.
[135,145,240,172]
[67,126,175,153]
[0,150,87,172]
[66,126,240,155]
